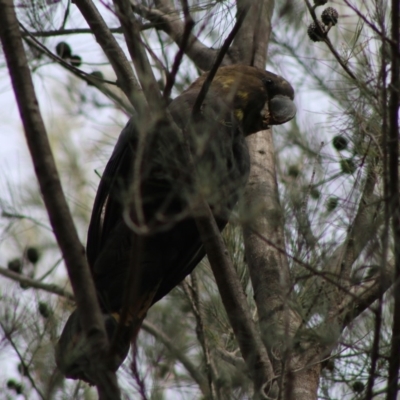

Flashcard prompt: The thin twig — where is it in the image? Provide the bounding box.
[142,320,209,394]
[191,7,249,116]
[2,210,52,231]
[130,344,149,400]
[114,0,164,112]
[74,0,145,110]
[2,325,46,400]
[182,277,217,399]
[21,23,156,37]
[23,27,123,36]
[131,1,222,71]
[163,1,195,100]
[21,27,135,114]
[304,0,357,81]
[21,23,116,84]
[0,266,74,301]
[248,227,374,303]
[323,164,378,286]
[342,0,398,50]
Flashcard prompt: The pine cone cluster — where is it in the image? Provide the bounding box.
[307,2,339,43]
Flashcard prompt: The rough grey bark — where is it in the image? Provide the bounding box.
[243,132,301,367]
[237,1,322,398]
[231,0,274,67]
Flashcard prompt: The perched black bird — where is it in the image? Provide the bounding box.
[56,65,296,383]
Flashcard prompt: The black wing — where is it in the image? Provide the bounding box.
[86,90,250,313]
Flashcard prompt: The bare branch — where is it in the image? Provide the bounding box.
[181,277,217,399]
[141,320,209,395]
[162,3,194,100]
[73,0,145,110]
[342,0,398,50]
[191,7,249,115]
[22,23,157,37]
[21,29,135,114]
[113,0,164,112]
[0,266,74,301]
[131,1,223,71]
[322,165,380,291]
[0,1,120,397]
[191,196,276,397]
[23,27,123,36]
[339,262,395,328]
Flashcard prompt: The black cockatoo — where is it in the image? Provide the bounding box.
[56,65,296,383]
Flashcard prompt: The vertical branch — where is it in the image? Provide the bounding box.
[385,0,400,397]
[191,7,249,115]
[131,1,221,71]
[142,320,209,395]
[73,0,145,110]
[182,277,217,399]
[231,0,273,68]
[113,0,164,113]
[243,130,299,373]
[366,8,389,396]
[192,201,276,397]
[0,1,120,398]
[162,0,194,100]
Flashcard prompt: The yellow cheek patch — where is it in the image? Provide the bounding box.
[218,76,235,89]
[237,90,248,100]
[234,109,244,121]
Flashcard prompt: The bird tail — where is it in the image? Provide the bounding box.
[56,288,158,383]
[55,310,131,384]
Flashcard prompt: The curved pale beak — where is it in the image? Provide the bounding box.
[268,95,297,125]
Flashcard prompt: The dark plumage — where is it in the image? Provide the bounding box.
[56,65,296,383]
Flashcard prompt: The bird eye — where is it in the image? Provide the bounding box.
[263,78,274,86]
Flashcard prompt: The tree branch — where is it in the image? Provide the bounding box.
[193,201,276,398]
[231,0,274,68]
[141,320,209,396]
[0,2,120,397]
[22,23,157,37]
[73,0,145,111]
[320,165,380,313]
[339,261,395,328]
[21,30,135,114]
[162,1,194,101]
[304,0,357,81]
[191,7,249,115]
[2,325,46,400]
[0,266,74,301]
[131,0,224,71]
[113,0,164,113]
[213,347,247,373]
[181,277,216,399]
[243,130,301,375]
